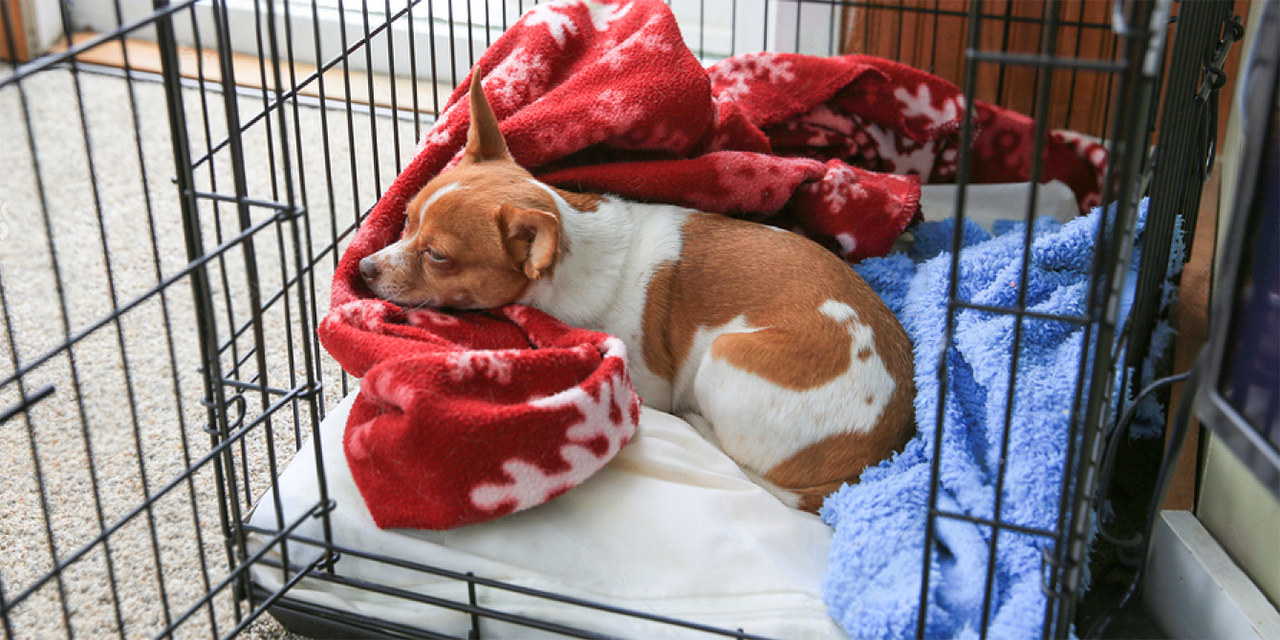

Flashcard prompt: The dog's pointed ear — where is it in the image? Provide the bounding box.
[498,203,560,280]
[464,69,510,163]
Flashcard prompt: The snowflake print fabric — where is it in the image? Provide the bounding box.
[322,302,640,530]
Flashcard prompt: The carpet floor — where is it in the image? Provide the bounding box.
[1,61,420,639]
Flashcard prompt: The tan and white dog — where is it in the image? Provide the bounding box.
[360,72,916,512]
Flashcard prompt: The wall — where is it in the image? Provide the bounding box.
[1199,441,1280,607]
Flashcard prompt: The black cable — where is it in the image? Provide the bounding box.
[1085,352,1204,639]
[1093,367,1194,551]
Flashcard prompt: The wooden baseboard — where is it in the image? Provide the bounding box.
[58,32,451,116]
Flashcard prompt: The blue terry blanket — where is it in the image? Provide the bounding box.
[821,199,1173,639]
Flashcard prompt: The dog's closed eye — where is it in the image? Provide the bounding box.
[423,247,450,263]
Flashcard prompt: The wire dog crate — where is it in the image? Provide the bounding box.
[0,0,1241,638]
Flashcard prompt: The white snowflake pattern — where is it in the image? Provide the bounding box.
[365,365,420,413]
[422,125,450,149]
[1089,146,1106,168]
[894,84,961,130]
[338,299,390,330]
[448,350,517,384]
[707,130,736,152]
[487,48,550,106]
[345,417,376,459]
[1053,129,1096,150]
[625,119,690,150]
[404,309,461,327]
[597,15,672,70]
[863,122,939,176]
[524,2,580,47]
[711,52,796,102]
[595,87,645,130]
[798,104,856,136]
[504,305,536,324]
[1054,129,1107,170]
[819,163,869,213]
[835,233,857,257]
[583,0,632,31]
[469,374,636,512]
[1052,130,1107,197]
[600,335,627,358]
[934,147,959,178]
[532,126,582,159]
[518,88,639,157]
[421,101,461,149]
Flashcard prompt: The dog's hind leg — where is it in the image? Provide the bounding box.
[691,327,912,512]
[681,411,803,509]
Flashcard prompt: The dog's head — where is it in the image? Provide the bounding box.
[360,71,561,309]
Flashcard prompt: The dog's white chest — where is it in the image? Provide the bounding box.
[519,195,691,410]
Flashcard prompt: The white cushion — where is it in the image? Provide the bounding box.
[248,391,846,639]
[919,179,1079,230]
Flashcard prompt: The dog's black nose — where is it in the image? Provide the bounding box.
[359,257,380,282]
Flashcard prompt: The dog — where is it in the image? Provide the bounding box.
[360,71,916,512]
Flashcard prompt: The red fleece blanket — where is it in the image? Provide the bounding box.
[325,303,640,529]
[319,0,1107,530]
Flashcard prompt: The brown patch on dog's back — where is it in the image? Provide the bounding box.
[641,214,910,392]
[764,287,916,512]
[639,213,917,510]
[554,188,604,212]
[765,363,915,513]
[641,263,680,381]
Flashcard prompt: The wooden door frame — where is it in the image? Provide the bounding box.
[1,0,32,62]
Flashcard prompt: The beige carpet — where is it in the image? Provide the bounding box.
[0,62,419,639]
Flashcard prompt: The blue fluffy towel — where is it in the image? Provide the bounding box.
[822,199,1173,639]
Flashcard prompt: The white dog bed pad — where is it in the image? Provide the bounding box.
[918,179,1079,230]
[247,392,847,639]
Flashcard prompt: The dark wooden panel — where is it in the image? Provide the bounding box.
[0,0,31,63]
